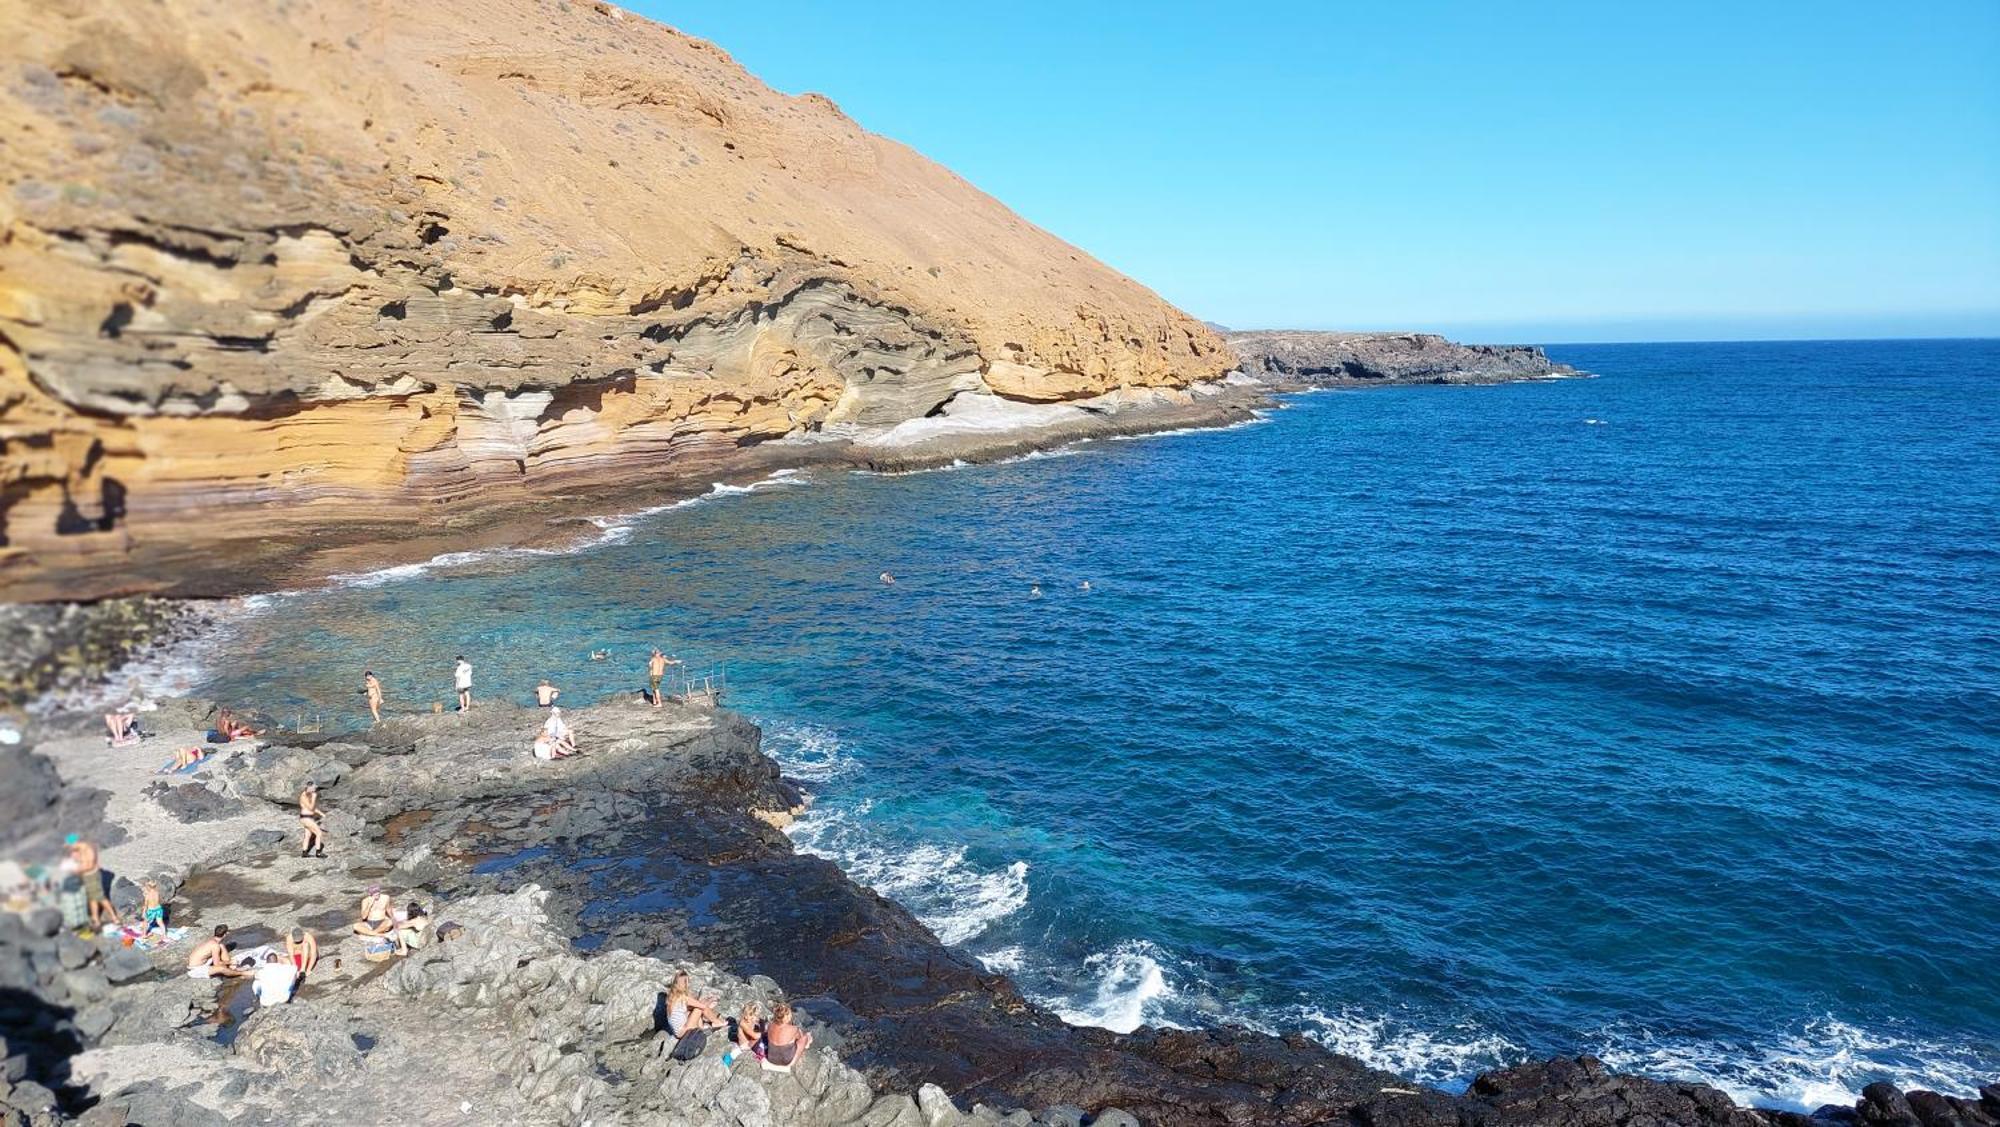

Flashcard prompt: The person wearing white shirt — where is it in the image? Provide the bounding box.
[453,656,473,712]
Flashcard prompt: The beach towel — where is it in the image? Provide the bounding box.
[115,924,190,952]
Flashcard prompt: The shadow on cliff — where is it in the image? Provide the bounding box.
[0,985,94,1116]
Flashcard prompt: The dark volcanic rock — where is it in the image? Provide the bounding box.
[1225,329,1576,387]
[143,781,246,824]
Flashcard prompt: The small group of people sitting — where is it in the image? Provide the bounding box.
[532,704,578,761]
[662,971,812,1069]
[351,886,430,955]
[185,923,319,1007]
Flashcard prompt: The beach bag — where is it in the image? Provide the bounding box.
[668,1027,707,1061]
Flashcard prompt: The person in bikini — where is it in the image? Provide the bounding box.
[395,903,430,954]
[215,708,258,742]
[762,1002,813,1067]
[186,924,248,978]
[364,670,384,725]
[286,926,319,975]
[168,745,208,771]
[298,783,326,858]
[353,887,395,938]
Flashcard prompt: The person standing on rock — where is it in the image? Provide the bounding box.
[66,833,120,933]
[298,783,326,858]
[364,670,384,725]
[454,656,473,712]
[647,649,681,708]
[535,678,560,707]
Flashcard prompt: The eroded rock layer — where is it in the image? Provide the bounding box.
[0,0,1229,600]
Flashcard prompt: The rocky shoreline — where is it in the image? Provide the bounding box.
[3,696,1994,1127]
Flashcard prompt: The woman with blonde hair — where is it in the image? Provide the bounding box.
[664,970,722,1037]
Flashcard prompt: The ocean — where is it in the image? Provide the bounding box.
[181,339,2000,1110]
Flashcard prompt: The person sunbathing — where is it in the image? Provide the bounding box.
[286,926,319,975]
[164,746,208,772]
[352,887,395,937]
[664,970,722,1037]
[762,1002,813,1067]
[104,713,140,746]
[186,925,248,978]
[215,709,259,742]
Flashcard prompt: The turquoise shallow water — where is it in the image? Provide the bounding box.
[187,339,2000,1109]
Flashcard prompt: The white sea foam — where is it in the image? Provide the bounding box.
[761,720,854,784]
[978,946,1026,973]
[785,805,1029,946]
[1287,1007,1521,1088]
[1046,940,1179,1034]
[1591,1017,1992,1112]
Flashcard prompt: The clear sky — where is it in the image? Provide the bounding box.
[644,1,1999,343]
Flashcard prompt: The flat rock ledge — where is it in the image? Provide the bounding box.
[3,697,1994,1127]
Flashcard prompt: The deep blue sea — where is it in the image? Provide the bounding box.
[183,340,2000,1110]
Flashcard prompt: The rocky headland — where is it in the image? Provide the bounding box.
[3,696,1994,1127]
[1222,331,1577,388]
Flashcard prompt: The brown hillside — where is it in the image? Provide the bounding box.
[0,0,1229,599]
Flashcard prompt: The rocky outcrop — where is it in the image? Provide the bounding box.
[1224,330,1575,387]
[6,699,1993,1127]
[0,0,1231,602]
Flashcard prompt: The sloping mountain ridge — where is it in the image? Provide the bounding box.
[0,0,1231,600]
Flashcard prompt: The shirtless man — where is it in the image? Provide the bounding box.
[647,649,681,708]
[67,834,120,931]
[353,887,395,937]
[535,679,560,707]
[285,927,319,975]
[186,925,247,978]
[364,670,384,724]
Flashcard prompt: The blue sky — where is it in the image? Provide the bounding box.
[645,1,1999,343]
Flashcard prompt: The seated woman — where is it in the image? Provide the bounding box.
[285,927,318,975]
[762,1002,813,1068]
[395,902,430,954]
[104,712,140,747]
[663,970,723,1038]
[352,887,395,938]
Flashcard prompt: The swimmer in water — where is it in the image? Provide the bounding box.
[1079,581,1091,591]
[1030,584,1042,598]
[880,572,895,585]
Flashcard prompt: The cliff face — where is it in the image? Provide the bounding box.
[1226,330,1574,386]
[0,0,1229,601]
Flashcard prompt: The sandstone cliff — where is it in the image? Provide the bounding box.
[1225,330,1575,386]
[0,0,1230,601]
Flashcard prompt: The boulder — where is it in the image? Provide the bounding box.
[103,948,154,985]
[1036,1107,1086,1127]
[227,747,345,803]
[1087,1112,1139,1127]
[23,910,61,940]
[57,965,112,1004]
[56,932,93,970]
[232,1004,364,1078]
[1859,1084,1916,1125]
[4,1079,55,1115]
[918,1084,963,1127]
[75,1001,119,1039]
